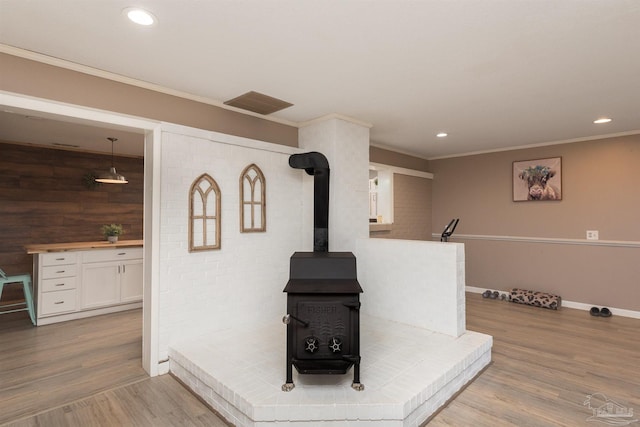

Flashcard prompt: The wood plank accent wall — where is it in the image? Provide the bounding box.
[0,142,144,277]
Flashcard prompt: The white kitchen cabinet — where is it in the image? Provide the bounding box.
[29,243,143,326]
[40,289,77,316]
[38,252,78,317]
[81,250,143,309]
[120,259,143,303]
[81,261,120,309]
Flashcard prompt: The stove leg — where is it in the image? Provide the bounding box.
[282,359,295,391]
[351,358,364,391]
[282,382,295,392]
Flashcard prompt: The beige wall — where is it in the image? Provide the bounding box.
[371,173,432,240]
[5,53,637,311]
[370,146,430,171]
[0,53,298,147]
[430,135,640,311]
[369,146,433,240]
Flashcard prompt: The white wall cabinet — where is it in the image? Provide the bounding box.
[33,246,143,325]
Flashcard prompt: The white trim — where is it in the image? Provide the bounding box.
[428,130,640,160]
[370,162,434,179]
[0,90,159,131]
[157,360,170,375]
[298,113,373,129]
[1,91,161,376]
[143,127,163,377]
[0,44,297,127]
[560,300,640,319]
[433,233,640,248]
[36,303,142,325]
[466,287,640,319]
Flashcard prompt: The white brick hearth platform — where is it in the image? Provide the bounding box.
[169,315,492,427]
[160,119,492,425]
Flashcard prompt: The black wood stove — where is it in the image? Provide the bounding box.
[282,152,364,392]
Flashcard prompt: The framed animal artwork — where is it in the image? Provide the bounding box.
[513,157,562,202]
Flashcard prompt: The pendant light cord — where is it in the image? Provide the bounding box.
[107,137,118,167]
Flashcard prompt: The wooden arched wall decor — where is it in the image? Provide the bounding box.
[189,173,221,251]
[239,163,266,232]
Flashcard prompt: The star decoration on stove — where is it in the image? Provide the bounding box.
[328,337,342,353]
[304,337,319,353]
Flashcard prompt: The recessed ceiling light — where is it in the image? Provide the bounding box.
[593,117,612,124]
[436,132,448,138]
[124,8,157,26]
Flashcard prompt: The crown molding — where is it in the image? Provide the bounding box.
[427,130,640,160]
[0,44,298,127]
[298,113,372,129]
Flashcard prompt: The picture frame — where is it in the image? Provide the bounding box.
[513,157,562,202]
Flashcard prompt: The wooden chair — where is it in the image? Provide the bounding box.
[0,268,36,325]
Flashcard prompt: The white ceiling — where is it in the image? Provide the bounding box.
[1,0,639,159]
[0,109,145,157]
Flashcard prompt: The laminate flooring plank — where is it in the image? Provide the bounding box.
[0,310,147,425]
[4,377,229,427]
[428,295,640,426]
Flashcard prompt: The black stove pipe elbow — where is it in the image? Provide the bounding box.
[289,152,330,252]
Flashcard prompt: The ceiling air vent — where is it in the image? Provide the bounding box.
[224,91,293,115]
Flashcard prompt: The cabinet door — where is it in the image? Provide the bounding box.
[81,262,120,309]
[120,259,143,303]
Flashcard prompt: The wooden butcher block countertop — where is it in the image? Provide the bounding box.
[26,240,144,254]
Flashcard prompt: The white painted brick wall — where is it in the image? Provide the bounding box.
[299,117,370,253]
[157,130,304,359]
[356,238,466,337]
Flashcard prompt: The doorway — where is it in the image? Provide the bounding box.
[0,91,160,375]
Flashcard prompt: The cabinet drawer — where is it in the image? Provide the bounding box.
[41,276,77,292]
[40,289,77,315]
[42,264,77,280]
[42,252,77,266]
[82,248,142,263]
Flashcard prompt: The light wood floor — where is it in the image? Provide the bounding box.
[1,296,638,426]
[429,295,640,426]
[0,309,228,427]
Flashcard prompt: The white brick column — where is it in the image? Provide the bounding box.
[298,115,371,253]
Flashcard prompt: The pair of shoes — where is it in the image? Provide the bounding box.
[482,290,501,299]
[590,307,612,317]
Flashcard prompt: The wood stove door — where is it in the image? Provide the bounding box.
[295,300,351,360]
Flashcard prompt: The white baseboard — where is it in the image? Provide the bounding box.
[158,360,170,375]
[465,286,640,319]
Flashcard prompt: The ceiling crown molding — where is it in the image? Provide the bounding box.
[299,113,372,129]
[0,44,298,128]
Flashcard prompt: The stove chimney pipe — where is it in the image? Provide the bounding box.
[289,152,329,252]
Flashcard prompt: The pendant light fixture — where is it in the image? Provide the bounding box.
[96,137,128,184]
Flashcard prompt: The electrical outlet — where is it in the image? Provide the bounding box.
[586,230,599,240]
